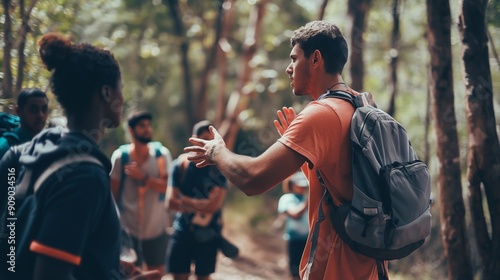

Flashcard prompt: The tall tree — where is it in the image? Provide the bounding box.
[14,0,38,95]
[458,0,500,279]
[386,0,400,116]
[1,0,39,112]
[2,0,14,111]
[347,0,371,91]
[218,0,269,150]
[426,0,473,279]
[215,0,236,126]
[196,0,224,123]
[166,0,195,130]
[317,0,330,20]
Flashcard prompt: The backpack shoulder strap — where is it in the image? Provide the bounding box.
[2,132,20,146]
[150,142,167,201]
[16,155,103,199]
[151,142,166,178]
[117,144,130,210]
[320,90,356,107]
[150,141,163,158]
[34,155,103,192]
[320,90,377,109]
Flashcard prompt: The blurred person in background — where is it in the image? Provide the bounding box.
[278,171,309,280]
[165,120,227,280]
[110,110,173,276]
[0,88,49,159]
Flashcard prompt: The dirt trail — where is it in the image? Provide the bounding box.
[162,226,290,280]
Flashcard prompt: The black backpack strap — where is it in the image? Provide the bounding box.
[2,132,19,147]
[376,259,388,280]
[318,90,356,106]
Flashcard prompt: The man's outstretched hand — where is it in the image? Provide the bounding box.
[274,107,296,136]
[184,126,226,168]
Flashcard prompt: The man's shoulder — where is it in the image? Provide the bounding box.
[149,141,171,156]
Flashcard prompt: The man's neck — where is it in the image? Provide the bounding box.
[131,141,149,155]
[310,73,345,100]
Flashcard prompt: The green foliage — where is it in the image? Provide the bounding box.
[487,0,500,27]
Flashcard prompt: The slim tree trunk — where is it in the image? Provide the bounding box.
[347,0,371,91]
[215,0,236,127]
[458,1,500,279]
[196,0,224,122]
[15,0,39,96]
[2,0,14,111]
[424,69,431,165]
[166,0,195,130]
[219,0,268,150]
[426,0,473,279]
[317,0,330,20]
[487,28,500,71]
[386,0,400,117]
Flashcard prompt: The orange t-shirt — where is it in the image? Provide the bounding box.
[278,98,380,280]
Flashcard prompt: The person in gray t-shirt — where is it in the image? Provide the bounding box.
[110,111,173,276]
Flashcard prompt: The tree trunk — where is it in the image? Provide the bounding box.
[424,70,431,166]
[317,0,330,20]
[2,0,14,112]
[215,0,236,127]
[219,0,268,150]
[166,0,195,130]
[196,0,224,123]
[458,1,500,279]
[426,0,473,279]
[347,0,371,91]
[487,28,500,71]
[386,0,400,116]
[15,0,39,96]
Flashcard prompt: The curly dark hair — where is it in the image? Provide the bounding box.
[290,21,348,74]
[38,33,121,117]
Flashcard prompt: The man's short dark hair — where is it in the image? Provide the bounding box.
[192,120,213,136]
[127,111,152,128]
[290,20,348,74]
[17,88,47,109]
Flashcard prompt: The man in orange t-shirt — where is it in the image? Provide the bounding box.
[184,20,383,279]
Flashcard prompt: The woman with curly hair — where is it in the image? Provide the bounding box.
[1,33,159,280]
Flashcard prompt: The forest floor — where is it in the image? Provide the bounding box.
[162,224,290,280]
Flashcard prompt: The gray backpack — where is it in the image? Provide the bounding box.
[306,91,431,280]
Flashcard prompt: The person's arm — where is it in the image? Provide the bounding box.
[110,177,120,200]
[33,254,76,280]
[185,126,306,196]
[180,186,226,213]
[124,161,166,193]
[284,200,308,219]
[165,186,189,212]
[109,150,122,200]
[142,172,166,193]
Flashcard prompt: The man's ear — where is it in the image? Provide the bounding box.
[312,50,321,66]
[100,85,112,103]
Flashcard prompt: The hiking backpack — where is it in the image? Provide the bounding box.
[306,91,431,279]
[0,112,20,146]
[0,151,103,279]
